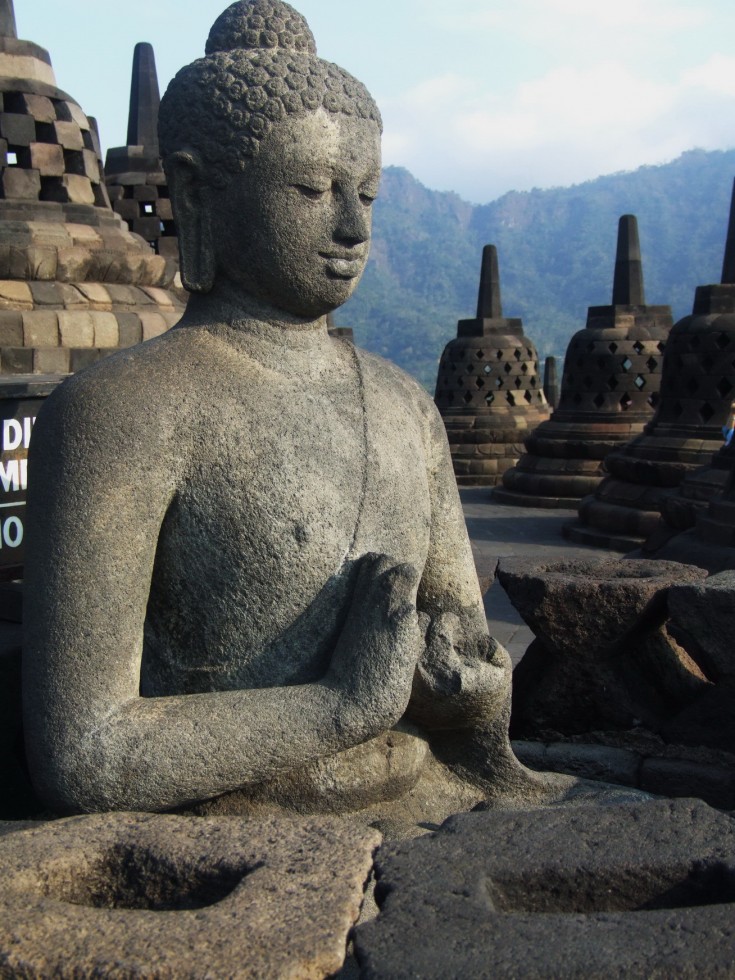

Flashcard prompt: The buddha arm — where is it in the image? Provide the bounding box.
[22,376,422,814]
[406,402,512,730]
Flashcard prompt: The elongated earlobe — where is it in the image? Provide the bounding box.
[165,150,215,293]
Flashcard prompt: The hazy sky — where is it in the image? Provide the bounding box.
[17,0,735,204]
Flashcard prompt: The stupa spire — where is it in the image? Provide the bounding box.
[721,178,735,285]
[612,214,645,305]
[126,42,160,153]
[476,244,503,319]
[0,0,17,39]
[434,243,549,486]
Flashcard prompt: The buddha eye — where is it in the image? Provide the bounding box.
[293,184,328,200]
[359,192,376,206]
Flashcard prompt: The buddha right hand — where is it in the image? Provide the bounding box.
[326,553,423,742]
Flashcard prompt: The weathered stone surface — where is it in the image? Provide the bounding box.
[501,558,708,736]
[668,570,735,681]
[640,757,735,808]
[0,812,379,978]
[355,799,735,979]
[22,0,602,825]
[498,556,705,657]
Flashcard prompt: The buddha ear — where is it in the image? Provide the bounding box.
[166,150,216,293]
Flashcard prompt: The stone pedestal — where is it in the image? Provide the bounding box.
[434,245,549,487]
[496,555,707,738]
[570,181,735,549]
[496,215,672,508]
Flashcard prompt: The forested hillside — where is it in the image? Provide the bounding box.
[335,149,735,390]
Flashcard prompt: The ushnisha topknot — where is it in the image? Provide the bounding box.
[205,0,317,56]
[159,0,381,187]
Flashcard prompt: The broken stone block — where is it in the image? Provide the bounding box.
[355,799,735,979]
[0,280,33,308]
[1,167,40,200]
[61,174,94,205]
[33,346,69,374]
[24,245,57,280]
[55,246,92,282]
[28,141,64,176]
[668,571,735,681]
[140,310,167,340]
[19,93,56,123]
[58,310,94,347]
[498,557,708,736]
[1,346,33,373]
[0,112,36,145]
[53,120,85,150]
[22,310,59,347]
[92,312,119,347]
[0,812,379,979]
[115,312,143,347]
[0,311,23,346]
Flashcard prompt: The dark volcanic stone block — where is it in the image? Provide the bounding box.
[668,571,735,681]
[0,112,36,145]
[356,799,735,979]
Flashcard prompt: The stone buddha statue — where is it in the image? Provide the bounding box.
[22,0,573,826]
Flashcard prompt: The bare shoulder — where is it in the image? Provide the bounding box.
[31,328,211,476]
[354,345,448,450]
[354,346,440,420]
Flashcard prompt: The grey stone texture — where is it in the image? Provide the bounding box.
[24,0,587,826]
[355,799,735,978]
[514,735,735,809]
[497,556,709,735]
[657,571,735,751]
[668,571,735,682]
[0,812,379,978]
[433,245,550,487]
[497,215,672,509]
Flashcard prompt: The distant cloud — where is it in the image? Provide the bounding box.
[381,0,735,201]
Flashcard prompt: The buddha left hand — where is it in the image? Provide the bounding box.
[406,612,511,730]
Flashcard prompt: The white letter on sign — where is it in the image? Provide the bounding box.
[0,460,19,492]
[2,419,21,451]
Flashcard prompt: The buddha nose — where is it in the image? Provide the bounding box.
[334,188,369,246]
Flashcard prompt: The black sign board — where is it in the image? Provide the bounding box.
[0,377,62,580]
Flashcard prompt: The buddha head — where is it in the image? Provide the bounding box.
[159,0,382,318]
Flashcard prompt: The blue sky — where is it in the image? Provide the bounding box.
[17,0,735,204]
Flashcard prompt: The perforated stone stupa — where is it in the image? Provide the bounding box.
[434,245,549,487]
[0,3,182,375]
[105,43,178,268]
[570,181,735,550]
[495,215,672,508]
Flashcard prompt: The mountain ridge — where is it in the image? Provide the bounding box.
[337,148,735,390]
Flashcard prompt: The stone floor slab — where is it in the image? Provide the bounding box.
[355,798,735,978]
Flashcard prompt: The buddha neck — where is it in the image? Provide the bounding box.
[180,283,331,349]
[174,283,352,379]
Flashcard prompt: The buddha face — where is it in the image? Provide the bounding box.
[208,107,381,318]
